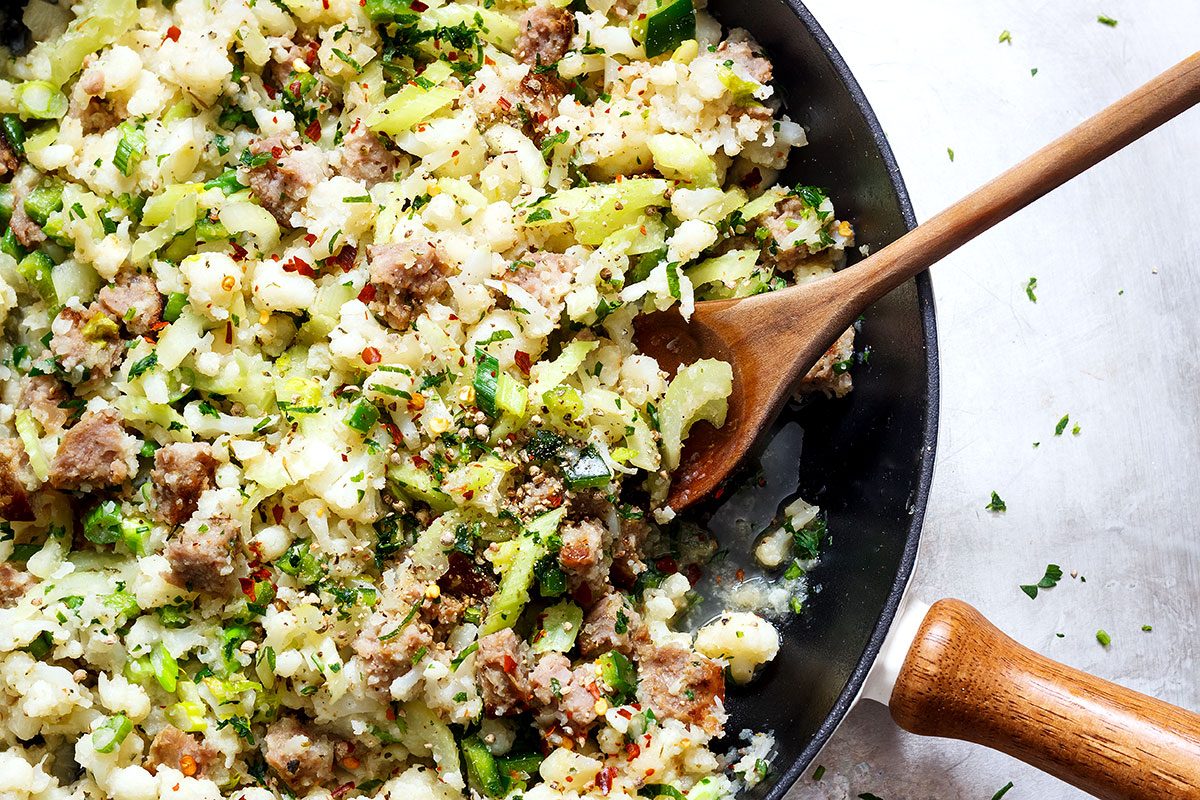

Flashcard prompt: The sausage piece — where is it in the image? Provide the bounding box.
[151,442,219,527]
[47,409,136,491]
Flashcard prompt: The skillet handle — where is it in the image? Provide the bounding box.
[889,599,1200,800]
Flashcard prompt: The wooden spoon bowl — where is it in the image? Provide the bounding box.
[638,51,1200,511]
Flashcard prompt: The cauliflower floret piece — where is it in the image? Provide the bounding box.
[300,176,376,259]
[251,257,317,313]
[180,252,242,321]
[694,612,780,684]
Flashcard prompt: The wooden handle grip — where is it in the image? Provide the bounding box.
[890,599,1200,799]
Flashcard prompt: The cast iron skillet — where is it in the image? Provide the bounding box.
[701,2,934,797]
[0,0,936,796]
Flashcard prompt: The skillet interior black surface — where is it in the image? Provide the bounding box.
[701,1,938,796]
[0,1,937,796]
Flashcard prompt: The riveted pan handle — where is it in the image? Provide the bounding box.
[890,599,1200,800]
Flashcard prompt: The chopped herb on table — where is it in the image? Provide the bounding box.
[1025,276,1038,302]
[1020,563,1063,599]
[1031,67,1039,77]
[1097,15,1118,27]
[992,782,1015,800]
[1054,414,1070,436]
[1096,629,1112,646]
[998,30,1013,45]
[1142,624,1153,632]
[812,764,826,781]
[947,147,955,162]
[986,491,1007,512]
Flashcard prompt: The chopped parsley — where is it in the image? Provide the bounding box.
[991,782,1015,800]
[1096,629,1112,646]
[1142,624,1153,632]
[985,491,1007,513]
[1097,15,1118,27]
[947,147,955,162]
[812,765,826,781]
[998,30,1013,45]
[1054,414,1070,436]
[1025,276,1038,302]
[1020,563,1063,599]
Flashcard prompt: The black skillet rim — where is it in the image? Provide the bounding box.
[762,2,939,797]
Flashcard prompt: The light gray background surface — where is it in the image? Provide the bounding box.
[786,1,1200,798]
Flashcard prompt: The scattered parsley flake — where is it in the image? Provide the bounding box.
[992,783,1015,800]
[1097,15,1118,27]
[947,147,955,162]
[1072,423,1081,436]
[1096,629,1112,646]
[1019,563,1063,599]
[986,491,1007,513]
[1054,414,1070,436]
[1025,276,1038,302]
[998,30,1013,45]
[1142,624,1153,632]
[1031,67,1039,77]
[812,765,826,781]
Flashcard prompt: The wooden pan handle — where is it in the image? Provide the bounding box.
[890,599,1200,800]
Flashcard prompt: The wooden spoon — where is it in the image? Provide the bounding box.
[636,51,1200,511]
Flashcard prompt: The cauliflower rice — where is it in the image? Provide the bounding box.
[0,0,855,798]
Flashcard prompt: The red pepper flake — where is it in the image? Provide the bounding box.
[502,655,517,674]
[498,96,512,112]
[685,563,703,586]
[655,556,678,574]
[624,741,640,757]
[252,566,272,582]
[264,83,277,99]
[332,782,355,800]
[412,455,430,468]
[617,709,633,721]
[741,167,763,190]
[289,80,302,96]
[361,346,381,365]
[283,256,316,277]
[304,233,318,246]
[596,767,616,795]
[357,283,377,303]
[463,489,474,501]
[322,0,329,7]
[272,506,284,525]
[451,150,460,158]
[306,41,320,66]
[547,492,564,509]
[239,577,256,598]
[484,56,496,66]
[328,244,358,272]
[385,706,396,720]
[224,321,233,345]
[382,421,402,443]
[230,242,248,261]
[514,350,532,375]
[151,320,169,332]
[271,145,284,159]
[411,0,428,9]
[304,118,322,142]
[165,25,181,42]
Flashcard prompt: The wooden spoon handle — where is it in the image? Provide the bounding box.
[839,51,1200,306]
[890,599,1200,800]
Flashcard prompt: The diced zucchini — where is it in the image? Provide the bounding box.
[658,359,733,470]
[642,0,696,58]
[562,444,612,490]
[482,508,566,634]
[648,134,717,187]
[531,601,583,654]
[462,735,506,797]
[596,650,637,701]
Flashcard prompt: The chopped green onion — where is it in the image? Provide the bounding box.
[165,701,208,733]
[151,642,178,693]
[2,115,26,155]
[91,714,132,753]
[596,650,637,701]
[15,81,68,120]
[203,169,244,195]
[474,348,500,417]
[84,500,124,545]
[113,122,147,176]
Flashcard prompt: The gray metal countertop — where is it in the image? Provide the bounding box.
[787,1,1200,797]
